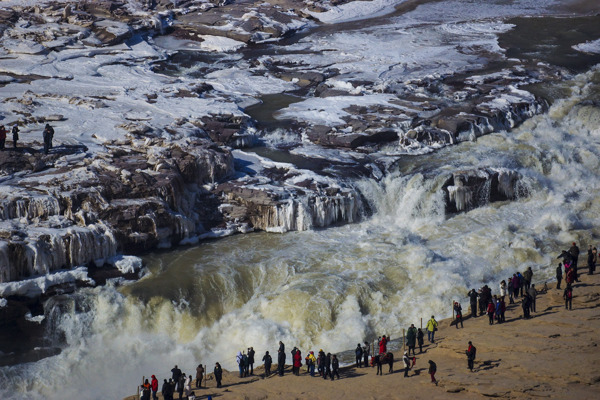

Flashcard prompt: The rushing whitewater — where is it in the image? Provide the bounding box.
[2,67,600,399]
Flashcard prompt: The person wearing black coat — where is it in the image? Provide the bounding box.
[468,289,478,317]
[323,353,332,380]
[12,125,19,148]
[466,341,477,371]
[355,344,363,367]
[278,347,286,376]
[161,379,170,400]
[214,363,223,388]
[262,351,272,377]
[168,379,176,400]
[522,294,531,319]
[417,329,425,353]
[587,245,594,275]
[171,365,182,382]
[556,263,563,289]
[362,342,369,367]
[176,374,185,400]
[42,124,54,154]
[331,354,340,380]
[248,347,255,375]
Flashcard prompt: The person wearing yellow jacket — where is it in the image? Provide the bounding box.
[426,315,438,343]
[305,351,317,376]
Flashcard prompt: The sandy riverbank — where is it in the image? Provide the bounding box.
[124,271,600,400]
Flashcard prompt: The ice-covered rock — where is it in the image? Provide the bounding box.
[108,255,143,274]
[0,267,93,298]
[443,168,527,213]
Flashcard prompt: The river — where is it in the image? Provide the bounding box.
[1,1,599,399]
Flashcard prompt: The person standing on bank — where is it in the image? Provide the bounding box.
[236,351,244,378]
[528,284,537,313]
[42,123,54,154]
[466,341,476,372]
[151,375,159,400]
[0,125,6,150]
[487,300,495,325]
[468,288,478,317]
[362,341,369,367]
[563,283,573,310]
[323,352,332,380]
[499,280,507,303]
[569,242,580,281]
[176,373,185,400]
[161,379,170,400]
[403,351,411,377]
[454,302,463,328]
[426,316,438,342]
[278,345,286,376]
[12,124,19,148]
[195,364,204,388]
[523,266,533,291]
[171,365,182,383]
[417,328,424,353]
[214,363,223,388]
[331,354,340,380]
[262,351,272,377]
[428,360,437,384]
[248,347,255,375]
[406,324,417,356]
[378,335,388,354]
[556,263,563,289]
[355,343,363,367]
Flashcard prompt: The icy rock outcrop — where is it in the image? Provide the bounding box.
[443,168,526,213]
[0,222,117,283]
[216,180,361,233]
[0,139,234,285]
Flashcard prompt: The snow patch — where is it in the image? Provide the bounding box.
[305,0,407,24]
[107,255,143,274]
[0,267,94,298]
[573,39,600,55]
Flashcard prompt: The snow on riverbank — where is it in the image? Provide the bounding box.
[305,0,407,23]
[0,267,93,298]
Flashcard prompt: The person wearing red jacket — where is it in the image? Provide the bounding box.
[378,335,388,354]
[151,375,158,400]
[292,348,302,376]
[487,301,495,325]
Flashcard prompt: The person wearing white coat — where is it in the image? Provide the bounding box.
[184,374,192,397]
[499,280,507,302]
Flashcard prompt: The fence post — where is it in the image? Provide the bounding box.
[403,329,406,351]
[420,318,422,329]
